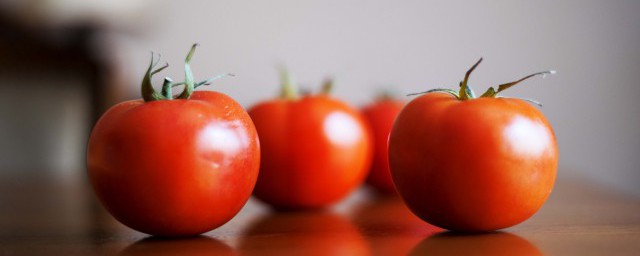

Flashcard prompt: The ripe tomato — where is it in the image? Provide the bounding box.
[248,74,372,209]
[362,95,404,194]
[389,58,558,232]
[87,45,260,237]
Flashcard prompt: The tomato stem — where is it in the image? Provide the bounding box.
[162,77,174,99]
[279,67,298,100]
[480,70,556,98]
[141,53,170,102]
[176,44,198,99]
[321,78,333,95]
[407,88,459,98]
[459,58,482,100]
[376,90,396,101]
[406,59,555,106]
[140,44,233,102]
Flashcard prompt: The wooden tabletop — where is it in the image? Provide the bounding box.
[1,173,638,256]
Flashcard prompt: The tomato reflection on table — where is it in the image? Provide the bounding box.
[238,210,369,256]
[119,236,236,256]
[409,231,542,256]
[349,192,441,256]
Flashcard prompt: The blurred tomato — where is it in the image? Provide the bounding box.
[361,95,404,194]
[249,75,372,209]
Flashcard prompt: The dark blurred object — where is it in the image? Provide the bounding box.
[0,9,124,173]
[0,12,119,124]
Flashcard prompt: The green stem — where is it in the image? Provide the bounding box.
[141,53,169,102]
[321,78,333,94]
[162,77,174,99]
[405,59,554,107]
[140,44,233,102]
[407,88,459,98]
[279,67,298,100]
[459,58,482,100]
[193,73,235,89]
[176,44,198,100]
[376,90,396,101]
[481,70,556,98]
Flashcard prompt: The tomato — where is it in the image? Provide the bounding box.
[87,45,260,237]
[361,96,404,194]
[389,58,558,232]
[248,74,372,209]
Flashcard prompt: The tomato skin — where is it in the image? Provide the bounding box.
[362,99,405,194]
[389,92,557,232]
[87,91,260,237]
[249,95,372,209]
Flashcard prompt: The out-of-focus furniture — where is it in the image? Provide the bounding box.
[0,11,126,173]
[0,14,117,125]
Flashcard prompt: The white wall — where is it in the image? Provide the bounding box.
[6,1,640,195]
[112,0,640,195]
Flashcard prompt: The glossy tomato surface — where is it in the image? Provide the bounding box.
[249,95,372,209]
[362,98,404,194]
[87,91,260,236]
[389,92,557,232]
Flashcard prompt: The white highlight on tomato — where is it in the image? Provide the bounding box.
[323,111,362,146]
[198,121,248,157]
[504,116,552,157]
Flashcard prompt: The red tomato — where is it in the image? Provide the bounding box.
[248,75,372,209]
[87,45,260,237]
[389,59,558,232]
[362,96,404,194]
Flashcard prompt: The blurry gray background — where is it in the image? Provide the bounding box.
[1,0,638,195]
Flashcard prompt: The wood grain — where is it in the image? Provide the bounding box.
[0,173,638,255]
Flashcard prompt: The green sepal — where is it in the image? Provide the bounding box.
[161,77,174,99]
[459,58,483,100]
[279,67,298,100]
[407,88,459,98]
[176,44,198,100]
[321,78,334,95]
[480,70,556,98]
[141,53,170,102]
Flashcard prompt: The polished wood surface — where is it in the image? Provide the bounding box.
[1,173,638,255]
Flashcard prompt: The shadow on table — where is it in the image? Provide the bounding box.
[238,211,369,256]
[119,236,235,256]
[409,231,542,256]
[348,192,442,255]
